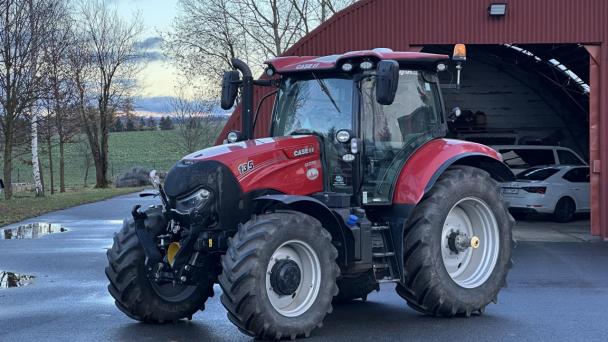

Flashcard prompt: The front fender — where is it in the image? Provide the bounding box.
[393,139,514,205]
[253,195,353,266]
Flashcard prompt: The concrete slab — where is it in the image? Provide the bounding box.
[1,193,607,341]
[513,215,598,242]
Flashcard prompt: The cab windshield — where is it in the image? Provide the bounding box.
[271,74,353,138]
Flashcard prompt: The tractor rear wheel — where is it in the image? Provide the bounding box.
[106,213,214,323]
[219,211,339,339]
[396,166,513,317]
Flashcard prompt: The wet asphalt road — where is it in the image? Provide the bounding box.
[1,192,608,341]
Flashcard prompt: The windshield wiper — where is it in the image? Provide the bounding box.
[312,72,341,113]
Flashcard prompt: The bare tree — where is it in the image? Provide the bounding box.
[162,0,252,82]
[163,0,355,87]
[0,0,58,199]
[167,85,224,154]
[41,1,77,193]
[39,104,55,194]
[72,0,144,188]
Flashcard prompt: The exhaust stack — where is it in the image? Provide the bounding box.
[231,59,253,141]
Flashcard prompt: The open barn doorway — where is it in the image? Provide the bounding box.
[422,44,593,241]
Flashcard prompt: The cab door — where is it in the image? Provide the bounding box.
[359,70,445,204]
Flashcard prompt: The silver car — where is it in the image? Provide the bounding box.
[501,165,590,222]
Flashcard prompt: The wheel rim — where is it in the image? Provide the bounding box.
[265,239,322,317]
[441,197,500,289]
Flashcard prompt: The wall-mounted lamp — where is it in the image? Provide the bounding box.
[488,3,507,16]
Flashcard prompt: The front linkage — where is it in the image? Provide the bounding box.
[132,181,228,289]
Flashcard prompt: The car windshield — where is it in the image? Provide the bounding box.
[516,167,559,181]
[271,74,353,137]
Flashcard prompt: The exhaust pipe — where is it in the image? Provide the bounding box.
[231,59,253,141]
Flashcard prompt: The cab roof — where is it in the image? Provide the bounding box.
[265,49,449,73]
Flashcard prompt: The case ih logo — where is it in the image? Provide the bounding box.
[295,63,320,70]
[293,146,315,157]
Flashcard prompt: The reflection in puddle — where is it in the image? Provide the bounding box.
[0,271,35,288]
[1,222,67,239]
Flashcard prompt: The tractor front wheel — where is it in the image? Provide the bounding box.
[219,211,339,339]
[106,214,215,323]
[396,166,513,317]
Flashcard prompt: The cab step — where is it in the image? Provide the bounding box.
[371,222,400,283]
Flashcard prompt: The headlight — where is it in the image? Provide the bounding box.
[176,188,211,211]
[227,131,241,143]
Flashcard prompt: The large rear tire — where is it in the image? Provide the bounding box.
[396,166,513,317]
[106,211,214,323]
[219,211,339,339]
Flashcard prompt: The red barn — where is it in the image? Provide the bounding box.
[218,0,608,239]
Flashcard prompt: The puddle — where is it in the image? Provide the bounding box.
[0,271,35,288]
[1,222,67,240]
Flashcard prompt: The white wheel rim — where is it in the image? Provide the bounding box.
[441,197,500,289]
[265,239,322,317]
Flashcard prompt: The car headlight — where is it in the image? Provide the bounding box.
[176,188,212,211]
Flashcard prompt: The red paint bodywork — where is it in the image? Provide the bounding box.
[265,50,449,73]
[184,136,501,207]
[393,139,502,205]
[182,136,323,195]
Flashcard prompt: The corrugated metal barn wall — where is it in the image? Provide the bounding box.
[217,0,608,238]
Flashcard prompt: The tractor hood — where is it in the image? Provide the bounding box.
[164,135,324,200]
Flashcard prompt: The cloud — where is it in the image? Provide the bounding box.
[141,51,165,62]
[134,36,163,50]
[133,36,165,62]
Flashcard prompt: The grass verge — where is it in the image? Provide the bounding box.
[0,187,144,227]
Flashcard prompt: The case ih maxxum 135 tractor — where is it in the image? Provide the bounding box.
[106,45,515,339]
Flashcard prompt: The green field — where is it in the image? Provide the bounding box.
[1,129,220,190]
[0,187,145,226]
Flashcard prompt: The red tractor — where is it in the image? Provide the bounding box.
[106,46,514,340]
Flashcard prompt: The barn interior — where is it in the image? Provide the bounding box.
[423,44,592,238]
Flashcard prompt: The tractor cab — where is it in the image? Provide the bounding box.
[225,49,453,205]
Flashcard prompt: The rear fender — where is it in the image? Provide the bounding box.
[393,139,514,205]
[253,195,353,267]
[391,139,514,283]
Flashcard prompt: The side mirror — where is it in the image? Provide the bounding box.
[221,70,240,110]
[376,60,399,106]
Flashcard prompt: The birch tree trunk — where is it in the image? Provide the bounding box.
[31,113,44,197]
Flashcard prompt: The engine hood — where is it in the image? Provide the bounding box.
[182,136,317,164]
[167,135,324,198]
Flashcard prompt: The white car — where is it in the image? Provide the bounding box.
[492,145,587,176]
[501,165,590,222]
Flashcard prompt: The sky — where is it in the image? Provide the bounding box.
[113,0,181,114]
